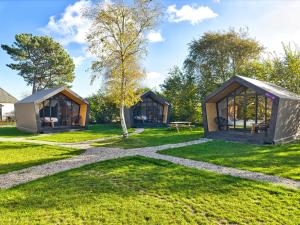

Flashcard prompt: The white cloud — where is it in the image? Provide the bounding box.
[143,72,164,89]
[167,4,218,25]
[241,1,300,54]
[147,30,164,43]
[213,0,220,3]
[42,0,92,45]
[72,56,86,67]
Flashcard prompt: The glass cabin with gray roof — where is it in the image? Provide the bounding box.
[202,76,300,144]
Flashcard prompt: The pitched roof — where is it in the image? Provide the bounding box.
[140,90,170,106]
[204,75,300,102]
[16,86,89,104]
[236,76,300,100]
[0,88,17,103]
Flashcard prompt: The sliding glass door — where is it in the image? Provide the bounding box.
[39,93,80,127]
[217,85,272,132]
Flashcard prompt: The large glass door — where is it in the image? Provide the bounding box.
[39,93,80,128]
[217,86,273,133]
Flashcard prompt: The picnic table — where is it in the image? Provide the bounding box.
[170,121,193,132]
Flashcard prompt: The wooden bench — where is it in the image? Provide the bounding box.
[170,122,194,132]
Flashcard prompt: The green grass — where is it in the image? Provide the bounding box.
[0,126,34,138]
[93,127,204,149]
[160,140,300,180]
[0,156,299,224]
[31,124,133,143]
[0,142,83,174]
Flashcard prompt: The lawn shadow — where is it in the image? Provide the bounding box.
[0,127,33,137]
[0,148,84,174]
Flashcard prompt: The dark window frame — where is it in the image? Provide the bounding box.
[216,85,272,132]
[39,93,81,127]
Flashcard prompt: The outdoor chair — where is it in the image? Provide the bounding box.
[214,117,228,130]
[256,120,270,133]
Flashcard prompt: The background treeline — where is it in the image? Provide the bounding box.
[88,28,300,124]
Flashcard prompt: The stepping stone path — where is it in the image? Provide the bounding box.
[0,129,299,190]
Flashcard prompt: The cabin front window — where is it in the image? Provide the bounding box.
[216,86,273,133]
[39,93,80,127]
[133,97,164,124]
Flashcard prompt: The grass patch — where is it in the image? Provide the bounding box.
[0,156,299,224]
[160,140,300,180]
[0,121,16,126]
[0,126,34,138]
[0,142,83,174]
[93,127,204,149]
[31,124,133,143]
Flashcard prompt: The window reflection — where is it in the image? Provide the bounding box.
[217,85,273,133]
[39,93,80,127]
[133,97,164,124]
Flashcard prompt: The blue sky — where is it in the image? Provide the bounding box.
[1,0,300,99]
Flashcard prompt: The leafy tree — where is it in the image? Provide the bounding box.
[184,28,263,99]
[161,66,201,123]
[87,91,119,124]
[240,43,300,95]
[1,34,75,93]
[86,0,161,138]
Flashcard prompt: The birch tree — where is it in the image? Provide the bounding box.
[86,0,161,138]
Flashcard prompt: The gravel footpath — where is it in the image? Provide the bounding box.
[0,136,299,190]
[139,151,300,189]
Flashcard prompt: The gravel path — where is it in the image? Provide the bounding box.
[0,135,299,190]
[138,152,300,190]
[0,139,209,189]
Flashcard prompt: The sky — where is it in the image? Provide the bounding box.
[1,0,300,99]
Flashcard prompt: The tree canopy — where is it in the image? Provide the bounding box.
[87,91,119,124]
[240,43,300,95]
[86,0,161,137]
[161,66,201,123]
[1,34,75,93]
[184,28,263,99]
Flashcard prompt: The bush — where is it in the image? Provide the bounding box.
[87,92,119,124]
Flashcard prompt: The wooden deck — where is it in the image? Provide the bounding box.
[207,130,268,144]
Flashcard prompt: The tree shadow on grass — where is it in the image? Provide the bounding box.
[0,127,33,137]
[0,142,84,174]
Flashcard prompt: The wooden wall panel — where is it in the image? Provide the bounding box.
[163,105,168,123]
[206,103,218,132]
[79,104,87,126]
[61,90,85,105]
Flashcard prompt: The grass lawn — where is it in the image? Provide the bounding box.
[30,124,133,143]
[0,126,34,138]
[160,140,300,180]
[0,156,299,224]
[93,127,204,149]
[0,142,83,174]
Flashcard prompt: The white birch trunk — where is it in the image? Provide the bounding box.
[120,104,128,138]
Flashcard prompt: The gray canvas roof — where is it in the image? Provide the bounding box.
[236,76,300,100]
[204,75,300,102]
[16,86,89,104]
[0,88,17,103]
